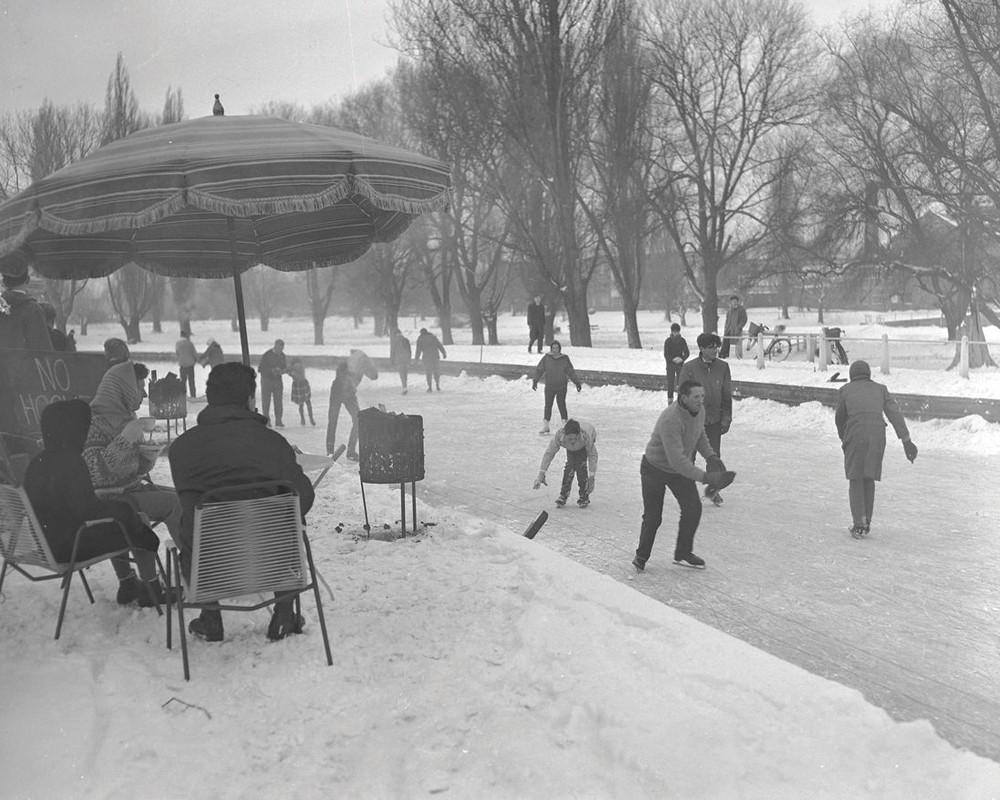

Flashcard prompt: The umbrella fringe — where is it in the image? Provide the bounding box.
[38,196,189,237]
[351,180,451,216]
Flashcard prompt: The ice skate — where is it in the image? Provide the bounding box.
[673,553,706,569]
[577,496,590,508]
[539,421,551,435]
[555,495,567,507]
[631,556,645,573]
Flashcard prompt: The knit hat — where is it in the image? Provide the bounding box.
[849,360,871,380]
[563,419,581,435]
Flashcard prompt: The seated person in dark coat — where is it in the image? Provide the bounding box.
[168,362,315,643]
[23,399,164,605]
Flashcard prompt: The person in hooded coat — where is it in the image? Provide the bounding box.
[23,399,164,604]
[834,360,918,538]
[532,340,582,435]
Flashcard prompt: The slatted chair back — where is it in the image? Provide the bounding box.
[0,483,59,571]
[187,489,306,604]
[0,481,154,639]
[167,480,333,680]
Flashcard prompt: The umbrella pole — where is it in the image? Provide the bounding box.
[228,217,251,366]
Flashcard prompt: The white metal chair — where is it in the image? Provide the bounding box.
[0,482,161,639]
[166,480,333,680]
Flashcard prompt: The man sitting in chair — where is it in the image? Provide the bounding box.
[168,362,315,643]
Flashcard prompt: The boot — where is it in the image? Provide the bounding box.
[267,601,306,641]
[538,421,550,435]
[188,608,224,642]
[116,574,142,605]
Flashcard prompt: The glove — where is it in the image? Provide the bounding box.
[903,440,918,463]
[576,383,582,393]
[706,456,727,473]
[587,475,595,495]
[533,472,547,490]
[532,382,538,391]
[720,419,731,435]
[704,470,737,491]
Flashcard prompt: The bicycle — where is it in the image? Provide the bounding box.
[744,322,792,362]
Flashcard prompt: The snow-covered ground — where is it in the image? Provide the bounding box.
[78,307,1000,400]
[3,309,1000,799]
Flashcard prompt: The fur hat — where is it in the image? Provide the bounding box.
[849,360,871,380]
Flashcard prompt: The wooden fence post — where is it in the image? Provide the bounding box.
[818,334,828,372]
[960,335,970,379]
[756,332,765,370]
[806,334,815,363]
[880,333,890,375]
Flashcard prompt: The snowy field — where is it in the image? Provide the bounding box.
[78,307,1000,400]
[2,309,1000,798]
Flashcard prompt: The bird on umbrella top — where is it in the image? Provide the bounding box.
[213,94,224,116]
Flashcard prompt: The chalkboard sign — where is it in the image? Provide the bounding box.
[357,407,424,484]
[0,350,108,447]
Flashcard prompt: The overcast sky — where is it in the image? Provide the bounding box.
[2,0,885,118]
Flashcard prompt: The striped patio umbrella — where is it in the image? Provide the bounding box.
[0,114,451,363]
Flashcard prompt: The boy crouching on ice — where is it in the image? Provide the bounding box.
[533,419,598,507]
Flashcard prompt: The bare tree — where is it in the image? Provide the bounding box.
[645,0,817,334]
[107,264,156,343]
[395,0,628,346]
[578,0,656,347]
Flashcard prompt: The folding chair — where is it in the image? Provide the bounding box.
[165,480,333,680]
[0,483,162,639]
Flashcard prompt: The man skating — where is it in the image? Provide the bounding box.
[533,419,598,508]
[632,380,735,573]
[257,338,287,427]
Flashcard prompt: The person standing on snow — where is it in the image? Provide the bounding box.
[527,294,546,354]
[632,380,736,573]
[532,340,582,435]
[663,322,690,403]
[834,359,918,539]
[720,294,748,359]
[390,328,412,394]
[415,328,447,392]
[678,332,733,506]
[533,418,598,508]
[257,338,287,427]
[175,330,198,398]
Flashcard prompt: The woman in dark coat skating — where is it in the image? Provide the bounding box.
[834,360,918,538]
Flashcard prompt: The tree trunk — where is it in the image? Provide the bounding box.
[124,317,141,343]
[621,295,642,349]
[260,314,269,332]
[699,261,721,334]
[312,310,325,346]
[484,314,499,345]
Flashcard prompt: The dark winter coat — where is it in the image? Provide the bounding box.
[0,289,54,351]
[527,301,546,330]
[168,404,314,549]
[23,399,155,562]
[415,332,447,363]
[49,327,75,352]
[329,370,358,405]
[724,303,748,337]
[258,348,287,385]
[663,334,690,364]
[677,356,733,427]
[533,352,581,391]
[835,375,910,481]
[198,341,225,367]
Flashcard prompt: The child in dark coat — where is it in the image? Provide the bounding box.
[23,399,164,605]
